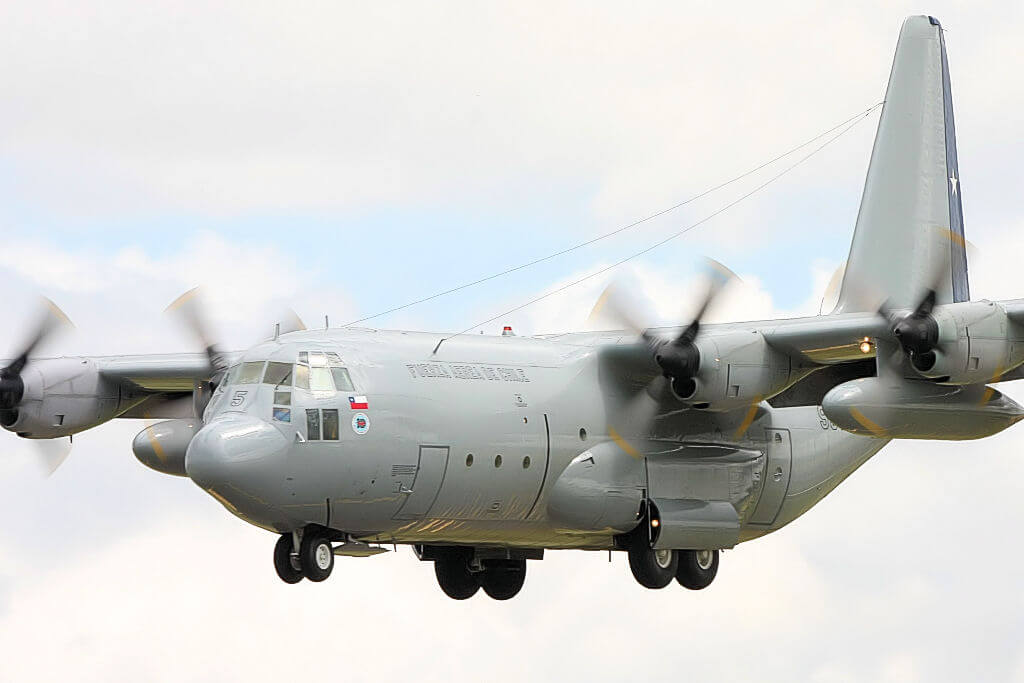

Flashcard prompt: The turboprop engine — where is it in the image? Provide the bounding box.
[664,329,793,410]
[883,297,1024,385]
[821,376,1024,440]
[596,259,797,413]
[132,418,200,476]
[0,358,129,439]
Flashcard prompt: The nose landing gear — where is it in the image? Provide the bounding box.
[273,534,304,584]
[272,528,335,584]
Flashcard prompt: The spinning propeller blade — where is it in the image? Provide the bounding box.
[165,287,227,374]
[0,298,75,473]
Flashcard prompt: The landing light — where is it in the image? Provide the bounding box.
[650,519,660,528]
[859,338,873,354]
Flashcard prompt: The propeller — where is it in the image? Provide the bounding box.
[0,298,73,426]
[165,287,227,375]
[644,259,736,397]
[595,258,738,399]
[875,227,961,373]
[0,298,75,475]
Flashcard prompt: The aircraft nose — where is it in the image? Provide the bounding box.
[185,415,289,490]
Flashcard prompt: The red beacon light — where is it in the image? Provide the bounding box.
[502,326,515,337]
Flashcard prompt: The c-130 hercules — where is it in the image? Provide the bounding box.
[2,16,1019,600]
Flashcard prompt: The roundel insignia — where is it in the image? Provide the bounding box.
[351,412,370,435]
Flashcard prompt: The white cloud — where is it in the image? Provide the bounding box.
[0,232,356,356]
[0,0,1020,231]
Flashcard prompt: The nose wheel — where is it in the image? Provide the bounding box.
[272,529,335,584]
[273,534,304,584]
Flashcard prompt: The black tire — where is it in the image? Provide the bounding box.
[300,531,334,582]
[435,556,480,600]
[273,534,304,584]
[675,549,719,590]
[628,545,678,589]
[478,560,526,600]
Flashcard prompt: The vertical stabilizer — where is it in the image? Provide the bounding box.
[834,16,969,313]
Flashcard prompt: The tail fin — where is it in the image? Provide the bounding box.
[833,15,969,314]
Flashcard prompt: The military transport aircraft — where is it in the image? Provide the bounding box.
[2,15,1020,600]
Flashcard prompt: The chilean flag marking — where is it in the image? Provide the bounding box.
[349,395,369,410]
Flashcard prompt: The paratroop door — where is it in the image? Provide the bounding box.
[393,446,449,519]
[748,429,792,525]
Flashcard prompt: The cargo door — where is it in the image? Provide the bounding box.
[393,446,450,520]
[748,428,792,525]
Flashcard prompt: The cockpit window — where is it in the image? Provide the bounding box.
[322,409,340,440]
[263,362,293,387]
[223,365,240,385]
[238,361,265,384]
[295,363,310,390]
[292,351,355,394]
[331,367,354,391]
[309,367,334,392]
[306,408,321,440]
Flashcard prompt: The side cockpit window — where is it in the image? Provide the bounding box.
[238,361,265,384]
[331,367,354,391]
[223,365,240,386]
[264,362,293,387]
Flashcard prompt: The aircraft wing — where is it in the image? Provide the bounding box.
[96,352,237,392]
[758,312,889,364]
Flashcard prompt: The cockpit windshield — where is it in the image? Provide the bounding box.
[219,352,355,395]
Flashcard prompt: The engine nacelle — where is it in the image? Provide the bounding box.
[822,376,1024,440]
[1,358,133,438]
[912,301,1024,384]
[669,330,793,411]
[133,419,200,476]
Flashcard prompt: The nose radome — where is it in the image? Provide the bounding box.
[185,415,289,489]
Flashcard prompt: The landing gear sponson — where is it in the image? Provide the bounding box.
[620,514,721,591]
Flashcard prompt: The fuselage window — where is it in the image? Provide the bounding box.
[264,362,293,386]
[306,408,321,440]
[273,407,291,422]
[238,361,265,384]
[322,409,340,440]
[274,391,291,405]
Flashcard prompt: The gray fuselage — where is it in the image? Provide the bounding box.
[184,328,888,550]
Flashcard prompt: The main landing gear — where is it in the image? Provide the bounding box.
[273,528,335,583]
[424,546,535,600]
[627,543,720,590]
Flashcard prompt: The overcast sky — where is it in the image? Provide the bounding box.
[1,2,1023,681]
